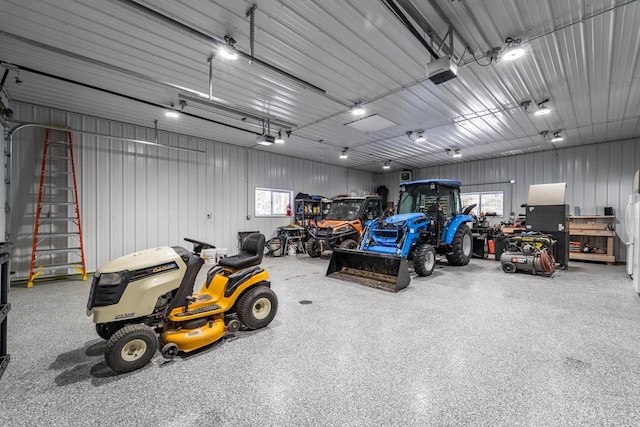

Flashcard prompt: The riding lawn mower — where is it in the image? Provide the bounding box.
[86,233,277,374]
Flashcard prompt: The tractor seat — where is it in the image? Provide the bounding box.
[218,233,265,270]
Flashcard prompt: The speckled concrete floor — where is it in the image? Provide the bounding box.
[1,255,640,426]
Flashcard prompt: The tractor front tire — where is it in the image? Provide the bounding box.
[105,324,158,374]
[414,244,436,276]
[237,285,278,330]
[306,238,321,257]
[339,239,359,250]
[447,223,472,266]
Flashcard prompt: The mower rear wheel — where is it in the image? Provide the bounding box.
[446,223,472,266]
[237,285,278,330]
[339,239,359,250]
[306,238,321,257]
[414,244,436,276]
[105,324,158,374]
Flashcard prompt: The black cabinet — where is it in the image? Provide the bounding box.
[0,242,13,381]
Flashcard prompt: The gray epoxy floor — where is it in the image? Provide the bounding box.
[2,255,640,426]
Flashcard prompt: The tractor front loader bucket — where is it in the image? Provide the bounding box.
[326,249,410,292]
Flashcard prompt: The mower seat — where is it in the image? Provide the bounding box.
[218,233,265,270]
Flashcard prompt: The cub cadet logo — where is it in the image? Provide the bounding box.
[153,264,175,273]
[115,312,134,320]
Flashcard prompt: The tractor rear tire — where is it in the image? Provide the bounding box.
[414,244,436,276]
[105,323,158,374]
[237,285,278,330]
[446,223,472,266]
[339,239,358,250]
[306,238,321,257]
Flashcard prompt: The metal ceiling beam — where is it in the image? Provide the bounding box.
[394,0,457,58]
[178,94,297,130]
[1,62,262,136]
[381,0,440,59]
[111,0,350,107]
[425,0,474,53]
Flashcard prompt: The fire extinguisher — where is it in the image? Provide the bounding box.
[286,204,291,216]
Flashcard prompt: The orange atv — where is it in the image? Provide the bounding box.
[305,195,383,256]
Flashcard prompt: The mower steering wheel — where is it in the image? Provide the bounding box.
[184,238,216,254]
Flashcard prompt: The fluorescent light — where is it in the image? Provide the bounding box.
[165,111,179,118]
[219,46,239,60]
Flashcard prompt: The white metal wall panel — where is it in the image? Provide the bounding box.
[9,104,376,279]
[376,138,640,262]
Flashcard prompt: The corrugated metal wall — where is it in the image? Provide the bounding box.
[9,103,375,279]
[376,140,640,262]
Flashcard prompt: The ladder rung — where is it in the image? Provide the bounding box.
[37,232,79,237]
[38,217,78,222]
[43,187,75,190]
[36,248,81,254]
[36,263,83,270]
[45,156,70,160]
[43,172,74,175]
[40,201,76,205]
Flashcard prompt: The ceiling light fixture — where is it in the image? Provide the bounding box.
[550,131,564,142]
[275,131,285,144]
[535,99,551,116]
[165,103,179,118]
[415,131,426,143]
[340,148,348,159]
[219,36,239,60]
[351,103,366,116]
[453,149,462,158]
[502,37,525,61]
[383,161,391,169]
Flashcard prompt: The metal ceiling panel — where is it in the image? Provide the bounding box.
[1,0,639,173]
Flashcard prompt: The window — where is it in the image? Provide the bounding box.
[255,187,292,217]
[461,191,504,216]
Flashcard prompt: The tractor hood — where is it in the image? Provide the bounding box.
[95,246,185,275]
[384,213,426,225]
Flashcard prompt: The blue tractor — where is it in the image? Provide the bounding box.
[327,179,474,291]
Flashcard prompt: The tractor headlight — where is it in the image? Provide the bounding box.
[97,271,128,286]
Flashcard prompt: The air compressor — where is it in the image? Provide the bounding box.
[500,246,556,276]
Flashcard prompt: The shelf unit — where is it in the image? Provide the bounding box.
[0,242,13,381]
[294,199,328,226]
[568,216,615,264]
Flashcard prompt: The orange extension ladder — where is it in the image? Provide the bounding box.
[27,129,87,287]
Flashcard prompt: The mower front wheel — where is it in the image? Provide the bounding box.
[306,238,321,257]
[95,323,123,341]
[414,244,436,276]
[105,324,158,374]
[237,285,278,330]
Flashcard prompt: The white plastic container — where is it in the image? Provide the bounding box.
[202,249,217,265]
[216,248,228,261]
